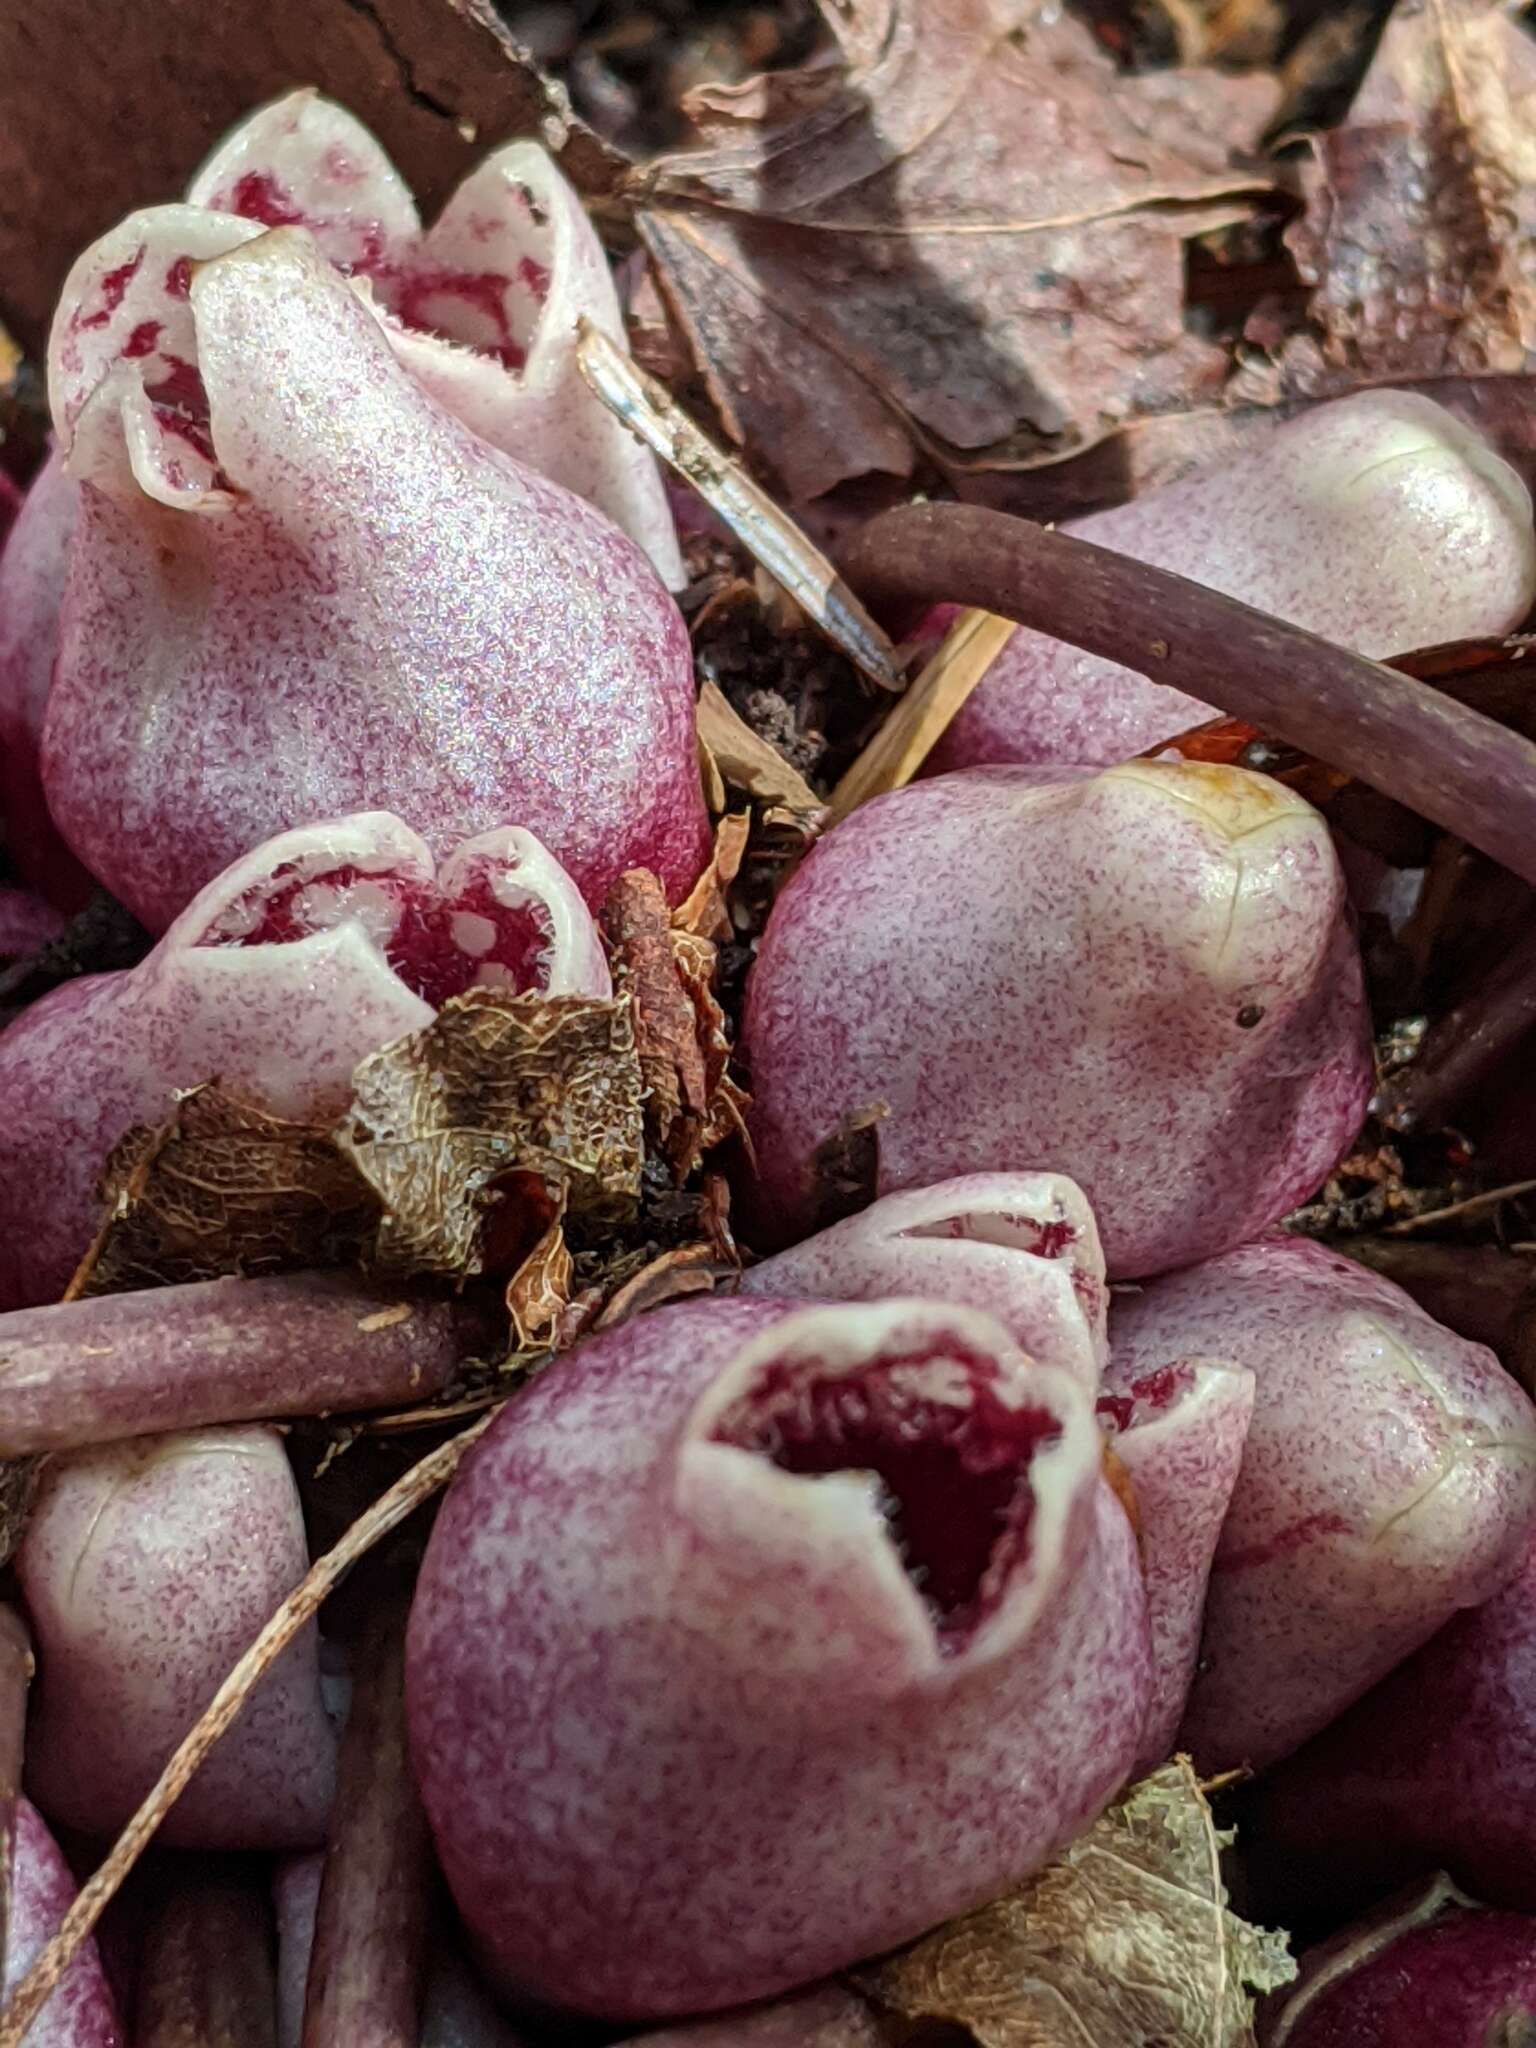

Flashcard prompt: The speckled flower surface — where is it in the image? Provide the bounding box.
[0,811,606,1308]
[740,1172,1107,1386]
[7,1799,123,2046]
[1097,1355,1254,1770]
[40,190,704,928]
[406,1295,1149,2020]
[929,390,1536,771]
[743,760,1373,1278]
[1254,1526,1536,1911]
[18,1425,335,1848]
[1112,1234,1536,1773]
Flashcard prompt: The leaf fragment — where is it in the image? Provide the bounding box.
[338,991,645,1275]
[855,1757,1295,2048]
[67,1084,375,1300]
[696,681,825,820]
[601,851,752,1180]
[633,0,1276,497]
[1282,0,1536,393]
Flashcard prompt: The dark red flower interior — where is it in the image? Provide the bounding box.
[222,166,552,371]
[1096,1361,1196,1436]
[200,856,551,1008]
[907,1204,1102,1319]
[712,1337,1061,1653]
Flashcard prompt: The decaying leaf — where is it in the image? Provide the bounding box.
[1282,0,1536,393]
[696,680,826,819]
[855,1757,1295,2047]
[602,839,753,1180]
[806,1102,888,1235]
[503,1178,574,1352]
[671,928,753,1161]
[604,870,713,1162]
[338,991,645,1276]
[631,0,1276,499]
[68,1084,376,1299]
[593,1240,735,1330]
[673,809,752,941]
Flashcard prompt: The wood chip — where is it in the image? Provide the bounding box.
[826,610,1018,826]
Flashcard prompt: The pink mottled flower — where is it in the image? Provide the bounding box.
[0,810,607,1307]
[32,92,703,929]
[1113,1234,1536,1772]
[408,1296,1149,2019]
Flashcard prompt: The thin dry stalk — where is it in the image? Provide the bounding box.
[826,609,1018,825]
[1383,1180,1536,1235]
[695,680,824,818]
[574,320,902,691]
[0,1609,33,1987]
[0,1413,498,2048]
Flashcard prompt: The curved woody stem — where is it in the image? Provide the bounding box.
[840,504,1536,887]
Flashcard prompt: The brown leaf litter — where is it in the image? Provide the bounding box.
[630,0,1278,500]
[855,1757,1294,2048]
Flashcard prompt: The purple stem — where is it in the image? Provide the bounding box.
[302,1606,431,2048]
[0,1610,32,2000]
[0,1272,502,1456]
[1377,920,1536,1134]
[134,1864,277,2047]
[839,504,1536,886]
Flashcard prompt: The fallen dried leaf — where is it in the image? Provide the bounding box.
[339,992,645,1274]
[632,0,1276,499]
[603,870,710,1160]
[593,1240,735,1330]
[696,680,825,819]
[501,1177,574,1351]
[671,927,754,1162]
[68,1085,375,1299]
[856,1757,1295,2047]
[602,849,752,1179]
[1281,0,1536,393]
[673,809,751,942]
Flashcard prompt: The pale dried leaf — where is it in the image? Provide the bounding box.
[338,992,645,1275]
[696,681,825,819]
[69,1084,375,1299]
[505,1212,574,1352]
[856,1758,1295,2048]
[1282,0,1536,392]
[673,810,752,941]
[633,0,1276,496]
